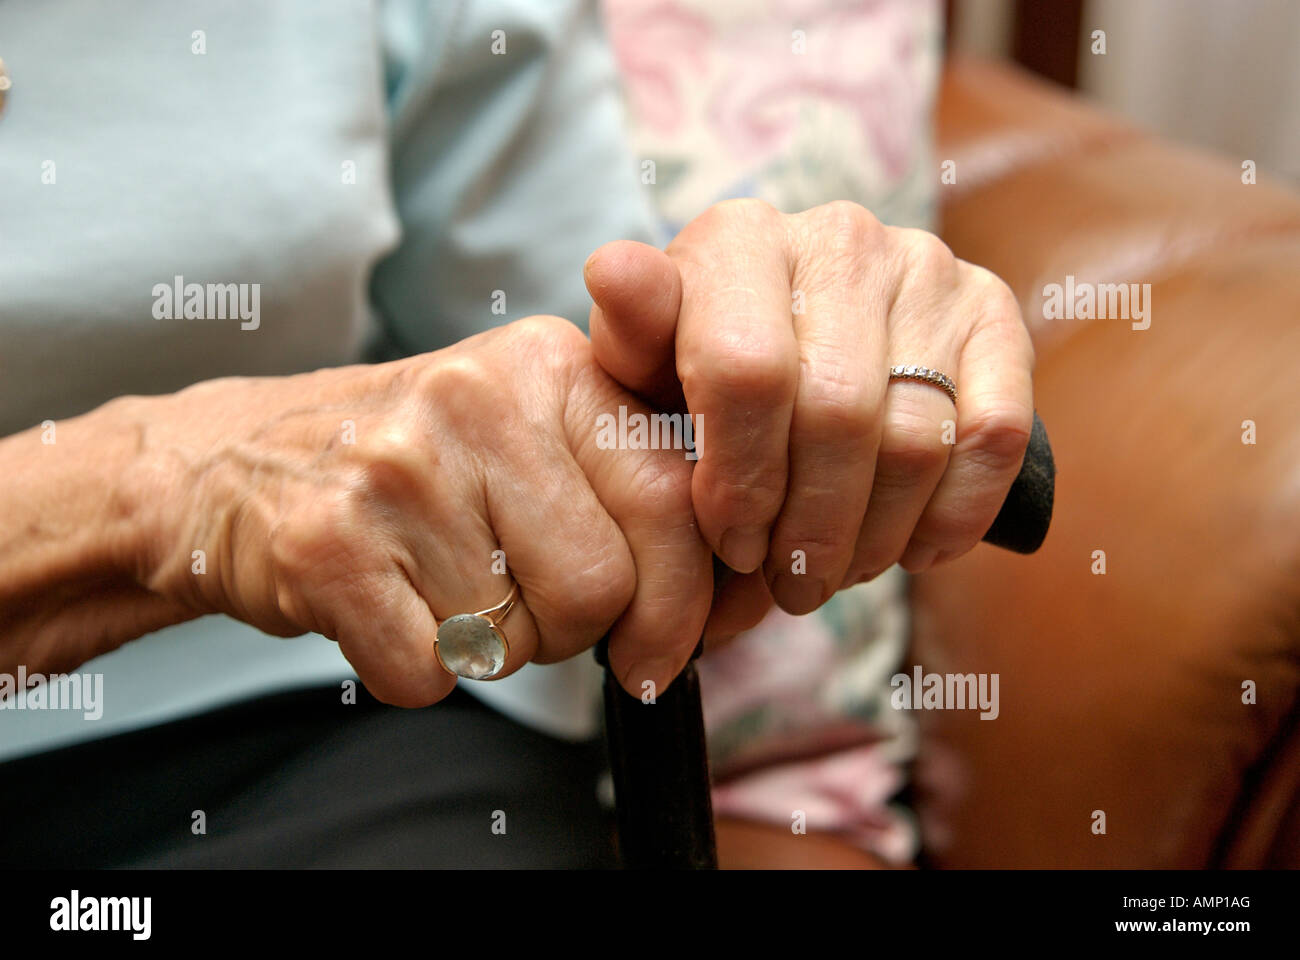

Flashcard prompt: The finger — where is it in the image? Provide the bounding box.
[846,378,957,583]
[480,382,637,666]
[280,484,459,708]
[569,364,714,698]
[585,240,684,411]
[670,199,799,573]
[764,205,886,613]
[333,566,458,708]
[702,568,773,648]
[407,478,547,680]
[483,406,637,668]
[905,265,1035,566]
[330,420,546,694]
[844,230,964,582]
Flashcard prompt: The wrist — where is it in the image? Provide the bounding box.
[87,393,178,587]
[0,394,193,671]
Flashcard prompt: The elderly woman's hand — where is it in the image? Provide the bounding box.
[7,317,712,702]
[585,199,1034,640]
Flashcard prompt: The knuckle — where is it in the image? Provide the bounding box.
[789,203,885,286]
[964,264,1032,340]
[895,227,958,282]
[272,574,313,632]
[417,353,536,454]
[878,412,949,478]
[969,263,1020,314]
[916,500,987,547]
[553,545,637,634]
[351,421,431,505]
[267,491,359,585]
[962,401,1034,471]
[705,468,787,527]
[512,313,586,349]
[513,316,591,396]
[508,315,591,375]
[814,200,884,249]
[627,453,694,520]
[682,335,798,407]
[414,353,495,422]
[775,520,851,567]
[798,370,876,440]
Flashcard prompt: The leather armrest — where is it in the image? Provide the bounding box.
[913,58,1300,867]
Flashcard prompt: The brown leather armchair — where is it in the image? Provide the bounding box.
[910,57,1300,868]
[715,55,1300,870]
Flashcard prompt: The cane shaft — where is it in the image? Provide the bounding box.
[598,639,717,869]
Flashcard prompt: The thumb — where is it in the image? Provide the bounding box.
[585,240,685,411]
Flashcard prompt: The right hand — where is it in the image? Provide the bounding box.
[124,316,712,705]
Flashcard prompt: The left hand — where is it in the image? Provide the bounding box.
[585,199,1034,640]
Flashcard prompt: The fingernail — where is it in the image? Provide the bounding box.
[623,656,679,701]
[770,574,826,615]
[719,525,769,573]
[899,542,940,573]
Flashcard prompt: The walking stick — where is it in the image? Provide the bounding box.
[598,412,1056,869]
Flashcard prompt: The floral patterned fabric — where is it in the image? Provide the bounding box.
[700,570,919,863]
[604,0,941,240]
[603,0,942,863]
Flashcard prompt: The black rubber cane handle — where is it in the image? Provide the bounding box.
[979,411,1055,553]
[600,412,1055,869]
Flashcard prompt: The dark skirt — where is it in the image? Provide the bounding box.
[0,684,618,869]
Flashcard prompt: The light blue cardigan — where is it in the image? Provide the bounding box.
[0,0,655,760]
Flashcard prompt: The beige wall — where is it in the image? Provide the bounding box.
[950,0,1300,182]
[949,0,1014,59]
